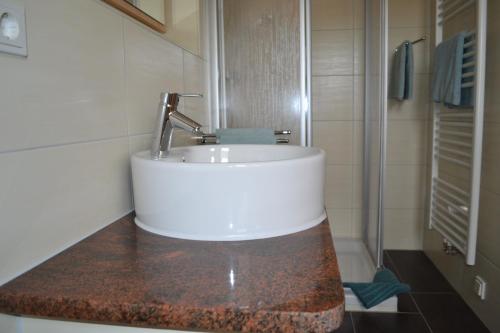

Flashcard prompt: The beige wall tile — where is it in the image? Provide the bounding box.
[354,76,365,121]
[327,209,352,238]
[388,74,431,120]
[128,134,152,156]
[384,209,423,249]
[325,165,353,209]
[353,121,364,165]
[311,0,353,31]
[312,76,354,121]
[385,165,426,209]
[354,0,365,29]
[0,0,127,153]
[388,0,431,28]
[389,27,430,75]
[480,122,500,195]
[387,120,427,165]
[423,228,465,290]
[476,189,500,268]
[353,164,363,209]
[0,138,133,284]
[313,121,353,164]
[182,51,210,127]
[354,29,365,75]
[124,20,184,135]
[352,209,363,238]
[312,30,354,76]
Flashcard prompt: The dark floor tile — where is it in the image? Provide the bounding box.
[330,312,354,333]
[413,293,491,333]
[386,250,455,293]
[351,312,431,333]
[397,293,418,313]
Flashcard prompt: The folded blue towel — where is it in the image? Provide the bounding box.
[344,269,410,309]
[432,31,473,108]
[216,128,276,144]
[389,41,414,101]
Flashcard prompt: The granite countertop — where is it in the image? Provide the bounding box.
[0,214,344,332]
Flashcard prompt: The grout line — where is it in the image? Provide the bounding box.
[409,293,434,333]
[0,135,131,155]
[349,312,357,333]
[410,291,456,295]
[383,251,403,280]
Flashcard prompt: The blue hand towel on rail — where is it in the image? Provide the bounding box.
[344,268,410,309]
[432,31,473,108]
[216,128,276,144]
[389,41,414,101]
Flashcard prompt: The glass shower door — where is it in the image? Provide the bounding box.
[217,0,308,145]
[363,0,388,268]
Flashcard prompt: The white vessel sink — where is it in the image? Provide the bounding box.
[131,145,326,241]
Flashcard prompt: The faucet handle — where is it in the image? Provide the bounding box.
[179,93,203,98]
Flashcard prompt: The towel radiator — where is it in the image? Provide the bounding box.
[429,0,487,265]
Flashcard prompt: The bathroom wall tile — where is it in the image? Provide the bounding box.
[476,189,500,268]
[353,121,364,165]
[353,0,365,29]
[384,209,423,249]
[124,20,184,136]
[0,138,133,284]
[128,134,152,156]
[183,51,210,127]
[352,164,363,209]
[312,121,353,165]
[354,76,364,121]
[388,74,431,120]
[312,76,354,121]
[327,209,352,238]
[352,209,363,238]
[311,0,353,31]
[0,0,127,153]
[312,30,354,76]
[354,29,365,75]
[423,228,465,291]
[480,122,500,195]
[389,28,430,75]
[388,0,431,28]
[385,165,426,209]
[387,120,427,165]
[325,165,353,209]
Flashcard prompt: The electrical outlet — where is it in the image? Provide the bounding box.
[473,275,487,300]
[0,0,27,56]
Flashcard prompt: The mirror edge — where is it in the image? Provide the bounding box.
[102,0,166,33]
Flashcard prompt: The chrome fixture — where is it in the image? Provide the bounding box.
[151,92,204,159]
[393,35,426,52]
[194,130,292,144]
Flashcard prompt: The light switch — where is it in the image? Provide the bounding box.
[0,0,27,56]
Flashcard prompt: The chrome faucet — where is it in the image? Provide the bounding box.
[151,92,204,159]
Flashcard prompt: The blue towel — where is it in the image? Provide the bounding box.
[344,269,410,309]
[432,31,473,108]
[216,128,276,144]
[389,41,414,101]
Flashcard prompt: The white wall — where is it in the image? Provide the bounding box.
[0,0,209,286]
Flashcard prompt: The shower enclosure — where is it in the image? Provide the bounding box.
[363,0,388,269]
[210,0,389,290]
